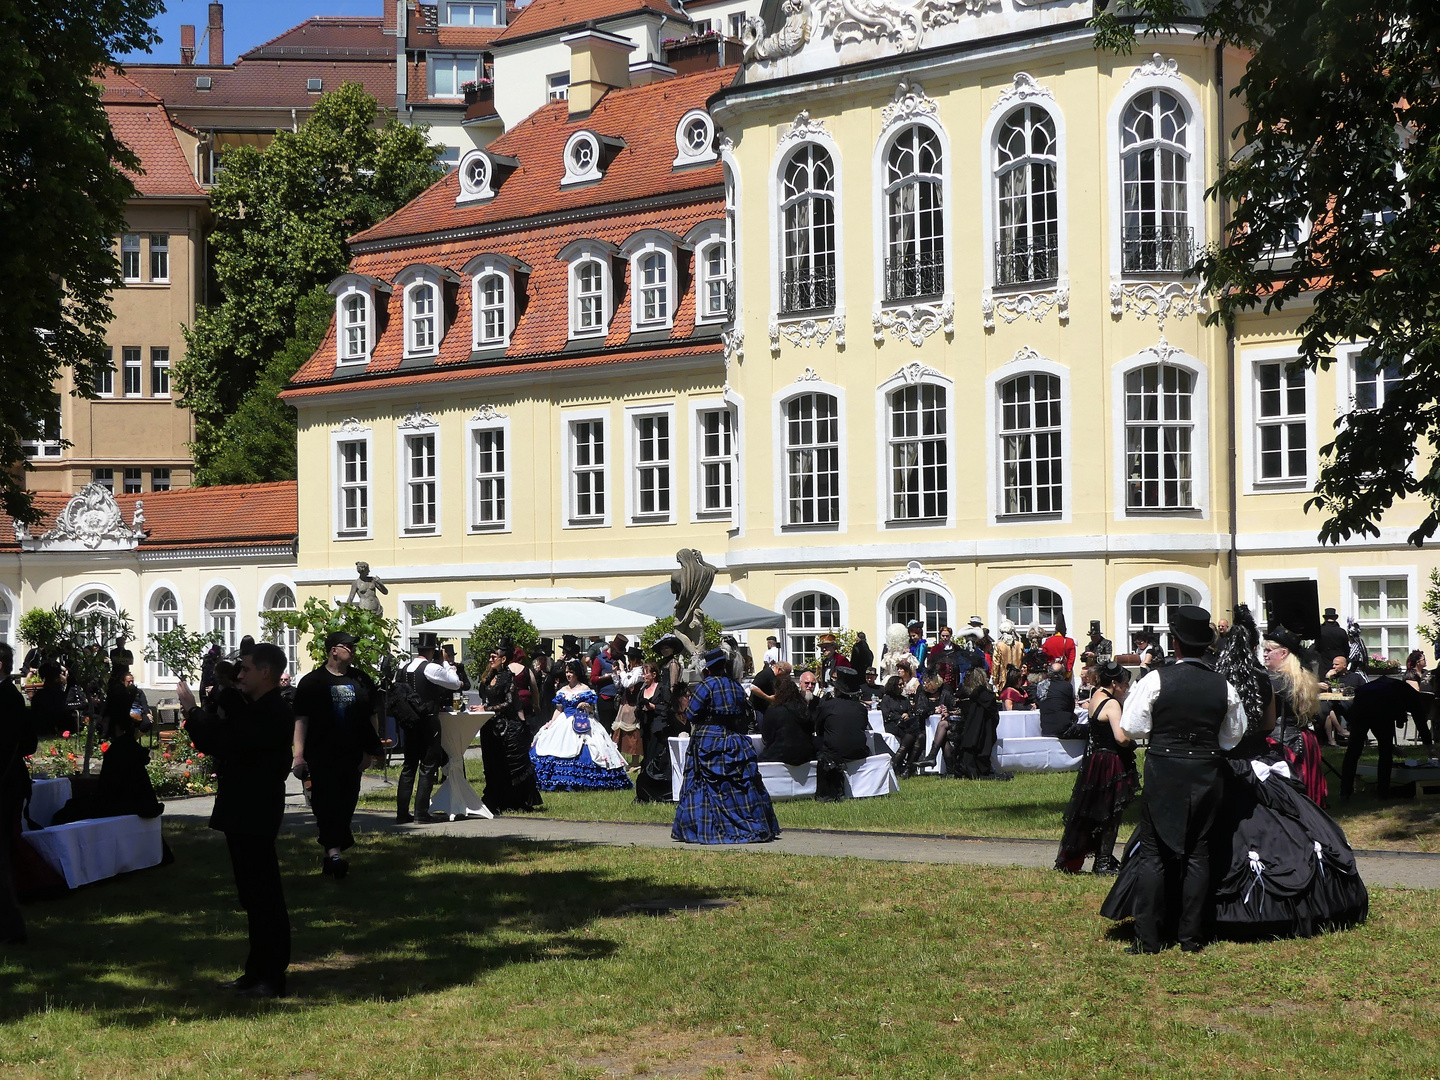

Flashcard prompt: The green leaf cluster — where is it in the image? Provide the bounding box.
[465,608,540,680]
[177,82,442,483]
[143,624,223,684]
[18,601,133,688]
[261,596,400,681]
[639,615,723,665]
[0,0,163,523]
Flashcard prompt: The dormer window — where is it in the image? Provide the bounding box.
[343,294,368,359]
[395,265,460,358]
[686,220,730,323]
[327,275,390,366]
[621,230,682,333]
[673,109,718,167]
[639,253,668,325]
[456,148,518,206]
[463,254,529,350]
[410,284,436,352]
[561,130,623,188]
[560,239,617,339]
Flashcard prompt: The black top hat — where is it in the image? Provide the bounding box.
[1089,620,1102,634]
[416,631,439,651]
[1323,607,1339,620]
[1168,605,1215,649]
[1266,624,1304,653]
[834,665,863,696]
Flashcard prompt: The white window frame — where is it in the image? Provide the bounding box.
[22,391,62,459]
[625,404,676,526]
[773,138,840,317]
[148,233,169,282]
[1111,343,1209,521]
[990,103,1060,289]
[329,276,385,366]
[560,241,615,339]
[988,573,1076,644]
[1341,566,1418,666]
[151,347,171,397]
[1335,340,1403,416]
[874,368,954,531]
[775,583,846,668]
[1106,68,1206,281]
[466,413,510,533]
[428,52,481,99]
[697,233,730,324]
[342,292,369,363]
[261,580,300,678]
[1125,582,1199,654]
[121,234,141,282]
[205,583,240,655]
[122,467,143,494]
[548,72,570,102]
[1113,570,1211,656]
[398,425,441,535]
[1242,346,1316,493]
[151,467,171,491]
[122,347,143,398]
[673,108,718,167]
[146,584,181,684]
[874,118,951,308]
[474,270,509,347]
[95,352,115,397]
[332,428,373,540]
[562,408,611,529]
[445,1,499,26]
[562,130,604,187]
[773,380,846,534]
[620,233,679,333]
[691,398,737,523]
[982,353,1071,526]
[405,279,439,357]
[401,594,445,654]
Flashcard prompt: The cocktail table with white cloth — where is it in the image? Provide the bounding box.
[429,710,494,820]
[670,732,899,801]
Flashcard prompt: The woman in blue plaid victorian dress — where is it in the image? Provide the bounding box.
[672,649,780,844]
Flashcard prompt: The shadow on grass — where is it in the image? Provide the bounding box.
[0,822,737,1025]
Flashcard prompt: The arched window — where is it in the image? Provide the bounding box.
[994,104,1058,285]
[787,591,841,666]
[476,272,506,345]
[1120,90,1191,273]
[889,589,948,640]
[342,293,368,360]
[0,592,9,646]
[571,257,607,336]
[206,586,238,654]
[264,584,299,677]
[150,589,178,677]
[1002,587,1063,632]
[636,250,670,327]
[780,145,836,312]
[1125,363,1194,509]
[1128,583,1195,653]
[887,383,947,522]
[884,125,944,300]
[408,282,437,353]
[784,392,840,528]
[999,373,1063,516]
[72,590,119,647]
[699,239,730,321]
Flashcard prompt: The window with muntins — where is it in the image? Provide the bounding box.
[207,587,238,654]
[637,252,669,326]
[150,590,178,677]
[409,283,437,353]
[700,241,730,320]
[123,467,142,494]
[149,234,169,281]
[548,73,569,102]
[787,591,841,666]
[151,347,170,396]
[1354,577,1409,662]
[151,467,171,491]
[1349,354,1402,412]
[95,352,114,397]
[343,293,368,360]
[338,439,369,534]
[570,419,606,522]
[121,234,141,281]
[888,383,947,522]
[73,590,119,646]
[995,105,1058,286]
[92,468,114,491]
[473,427,506,529]
[890,589,948,640]
[1003,587,1064,632]
[698,408,733,514]
[785,392,840,527]
[1129,584,1195,653]
[405,433,438,531]
[632,414,671,520]
[1121,90,1191,273]
[780,145,836,312]
[264,585,299,677]
[446,1,497,25]
[477,273,506,344]
[430,53,480,97]
[1255,361,1307,482]
[573,259,605,335]
[22,392,61,458]
[885,125,944,300]
[1125,364,1194,510]
[123,347,142,396]
[1000,373,1063,515]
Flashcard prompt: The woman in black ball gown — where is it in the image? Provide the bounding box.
[1055,660,1139,875]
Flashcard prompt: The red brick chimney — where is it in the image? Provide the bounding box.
[180,24,195,65]
[207,3,224,65]
[383,0,398,32]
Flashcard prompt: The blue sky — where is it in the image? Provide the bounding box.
[118,0,381,65]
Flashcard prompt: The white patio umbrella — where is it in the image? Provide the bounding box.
[413,598,654,638]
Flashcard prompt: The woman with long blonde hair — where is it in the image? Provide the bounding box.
[1263,627,1328,805]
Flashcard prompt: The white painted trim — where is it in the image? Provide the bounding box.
[201,576,242,650]
[1242,567,1318,627]
[874,365,957,531]
[396,423,443,537]
[143,579,183,686]
[469,262,515,349]
[876,567,955,645]
[674,108,718,167]
[64,581,121,615]
[1111,340,1210,521]
[625,240,677,333]
[258,575,298,613]
[772,376,848,535]
[1106,63,1207,282]
[871,109,954,319]
[623,401,678,526]
[688,395,738,525]
[561,130,604,187]
[564,245,613,339]
[331,427,375,541]
[399,592,444,649]
[988,573,1074,637]
[1339,564,1420,661]
[768,123,845,327]
[720,146,743,328]
[1240,344,1318,494]
[691,225,730,326]
[774,578,850,641]
[399,274,442,359]
[560,406,612,529]
[333,281,375,366]
[1114,569,1213,653]
[984,350,1072,526]
[465,410,512,534]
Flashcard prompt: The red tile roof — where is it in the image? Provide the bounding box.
[493,0,685,43]
[99,68,164,104]
[435,24,507,47]
[103,99,207,199]
[352,65,735,245]
[123,60,396,112]
[243,16,393,58]
[0,482,297,551]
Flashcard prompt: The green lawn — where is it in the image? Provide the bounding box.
[0,822,1435,1079]
[362,746,1440,851]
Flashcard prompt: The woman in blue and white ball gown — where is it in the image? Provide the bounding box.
[529,660,632,791]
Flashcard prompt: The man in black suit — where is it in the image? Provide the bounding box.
[1316,608,1350,670]
[181,643,295,998]
[812,667,872,800]
[1119,606,1246,953]
[1340,675,1425,799]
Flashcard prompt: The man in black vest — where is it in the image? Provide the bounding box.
[396,632,463,824]
[1120,606,1246,953]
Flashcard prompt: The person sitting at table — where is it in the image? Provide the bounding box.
[758,675,813,766]
[529,661,632,791]
[998,667,1031,711]
[857,668,882,708]
[913,673,956,772]
[880,675,924,778]
[944,668,1011,781]
[1037,662,1077,737]
[813,667,873,801]
[1323,654,1365,747]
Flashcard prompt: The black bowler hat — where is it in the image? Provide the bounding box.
[1168,605,1215,648]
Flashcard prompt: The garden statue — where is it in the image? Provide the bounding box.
[671,548,716,674]
[345,561,389,614]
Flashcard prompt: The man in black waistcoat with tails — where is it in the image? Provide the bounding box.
[1119,606,1246,953]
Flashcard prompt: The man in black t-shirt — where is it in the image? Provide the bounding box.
[291,631,383,879]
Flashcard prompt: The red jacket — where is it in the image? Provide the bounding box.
[1041,634,1076,675]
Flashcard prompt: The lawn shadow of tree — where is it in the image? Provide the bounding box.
[0,824,740,1026]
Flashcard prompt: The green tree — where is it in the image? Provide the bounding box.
[178,82,441,482]
[0,0,163,523]
[261,595,399,680]
[1092,1,1440,545]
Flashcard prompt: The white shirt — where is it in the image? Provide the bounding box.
[408,655,463,691]
[1120,660,1246,751]
[763,646,781,664]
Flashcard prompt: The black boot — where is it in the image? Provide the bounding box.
[395,769,416,824]
[414,765,439,823]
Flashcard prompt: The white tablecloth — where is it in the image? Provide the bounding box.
[431,710,493,820]
[26,777,72,829]
[22,815,163,888]
[670,732,898,801]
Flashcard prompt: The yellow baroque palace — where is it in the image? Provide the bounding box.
[284,2,1435,667]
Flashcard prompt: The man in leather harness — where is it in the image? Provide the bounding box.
[1120,605,1245,953]
[397,632,464,824]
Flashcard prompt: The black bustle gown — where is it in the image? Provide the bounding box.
[1055,697,1139,872]
[634,684,683,804]
[478,668,543,813]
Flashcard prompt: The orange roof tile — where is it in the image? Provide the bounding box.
[493,0,686,43]
[124,60,396,112]
[104,100,207,198]
[243,16,392,58]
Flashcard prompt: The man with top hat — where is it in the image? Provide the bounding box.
[817,633,849,695]
[813,666,873,801]
[1086,621,1114,665]
[1316,608,1350,667]
[395,631,464,824]
[672,647,779,844]
[591,634,627,736]
[291,631,384,879]
[1118,605,1246,952]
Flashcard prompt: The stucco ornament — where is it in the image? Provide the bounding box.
[1111,282,1208,330]
[1138,336,1185,366]
[873,301,953,345]
[1124,52,1181,86]
[471,404,508,422]
[880,79,938,131]
[771,316,844,351]
[742,0,811,62]
[29,482,145,552]
[398,408,438,430]
[778,109,830,147]
[887,559,945,589]
[982,286,1069,329]
[811,0,1000,52]
[991,72,1054,114]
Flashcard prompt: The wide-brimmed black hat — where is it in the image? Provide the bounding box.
[654,632,682,653]
[1168,605,1215,648]
[703,647,728,670]
[1266,624,1304,653]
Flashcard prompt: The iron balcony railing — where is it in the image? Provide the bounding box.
[884,252,945,301]
[1121,224,1195,274]
[994,238,1059,287]
[780,266,837,313]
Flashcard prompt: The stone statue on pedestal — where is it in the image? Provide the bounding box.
[345,561,389,614]
[671,548,716,678]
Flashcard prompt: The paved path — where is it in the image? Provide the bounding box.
[160,777,1440,890]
